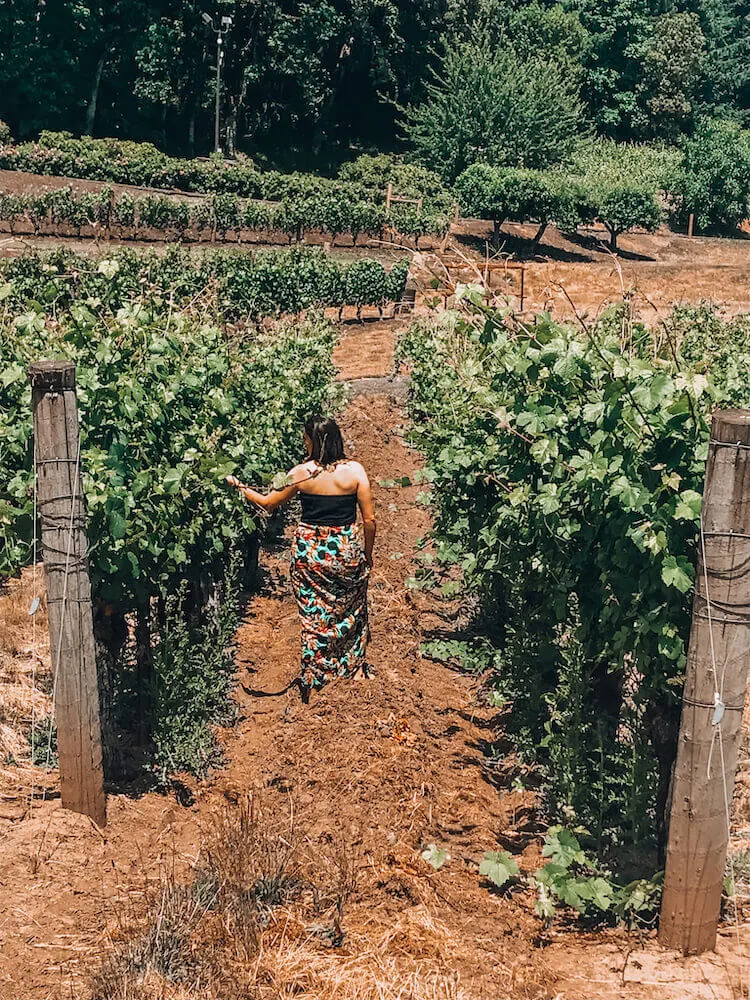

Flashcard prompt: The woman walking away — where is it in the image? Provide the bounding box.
[226,415,376,702]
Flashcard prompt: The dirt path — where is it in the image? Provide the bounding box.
[0,319,747,999]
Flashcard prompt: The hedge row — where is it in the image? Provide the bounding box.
[0,245,411,321]
[0,184,448,247]
[0,132,453,214]
[456,164,663,249]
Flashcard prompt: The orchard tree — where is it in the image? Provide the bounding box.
[633,12,706,139]
[403,34,585,182]
[671,118,750,231]
[455,164,583,245]
[595,186,662,249]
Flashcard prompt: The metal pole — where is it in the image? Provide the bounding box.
[214,30,222,154]
[659,408,750,953]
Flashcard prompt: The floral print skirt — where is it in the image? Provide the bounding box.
[290,522,370,692]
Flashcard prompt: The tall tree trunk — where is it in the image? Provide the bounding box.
[85,52,107,136]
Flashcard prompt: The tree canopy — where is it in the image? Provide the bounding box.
[0,0,748,165]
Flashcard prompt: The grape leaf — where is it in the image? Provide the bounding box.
[479,850,519,888]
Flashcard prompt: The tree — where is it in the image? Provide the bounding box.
[455,164,583,245]
[670,118,750,231]
[403,34,585,182]
[595,185,663,248]
[633,12,706,139]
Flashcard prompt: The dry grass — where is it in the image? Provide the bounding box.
[0,567,52,782]
[88,792,521,1000]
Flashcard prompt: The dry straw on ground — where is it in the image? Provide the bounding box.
[88,792,519,1000]
[0,568,53,791]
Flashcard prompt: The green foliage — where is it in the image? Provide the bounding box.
[0,0,747,162]
[150,573,239,781]
[593,185,663,248]
[0,251,346,776]
[0,246,408,337]
[0,168,448,245]
[634,12,706,139]
[670,119,750,231]
[533,827,662,926]
[421,844,450,870]
[29,715,58,768]
[479,850,520,889]
[404,34,585,182]
[0,120,12,145]
[399,297,750,850]
[338,154,453,214]
[455,164,583,238]
[455,160,661,247]
[569,139,681,195]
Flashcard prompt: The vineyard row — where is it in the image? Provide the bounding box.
[0,185,449,247]
[1,255,342,777]
[0,246,411,321]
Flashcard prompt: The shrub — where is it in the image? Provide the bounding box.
[570,139,680,195]
[593,185,663,248]
[0,120,12,145]
[670,119,750,232]
[399,300,750,850]
[344,258,388,318]
[136,194,175,233]
[212,193,242,240]
[2,288,340,776]
[338,154,453,213]
[113,192,136,231]
[0,193,27,233]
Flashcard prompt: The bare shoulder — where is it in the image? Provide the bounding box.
[289,461,316,484]
[346,460,369,483]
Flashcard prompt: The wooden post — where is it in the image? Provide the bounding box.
[386,182,392,214]
[688,213,695,238]
[519,266,525,312]
[29,360,106,828]
[659,409,750,954]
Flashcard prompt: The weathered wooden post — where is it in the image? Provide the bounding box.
[688,213,695,238]
[659,409,750,953]
[29,360,106,828]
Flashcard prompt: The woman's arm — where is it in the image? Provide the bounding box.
[225,473,299,512]
[355,467,376,568]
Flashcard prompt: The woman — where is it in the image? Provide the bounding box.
[226,415,376,702]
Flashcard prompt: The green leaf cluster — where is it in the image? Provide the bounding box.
[533,827,662,926]
[0,183,449,246]
[455,161,663,249]
[0,246,409,327]
[1,256,342,775]
[399,297,750,846]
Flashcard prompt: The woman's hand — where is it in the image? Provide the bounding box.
[225,475,242,489]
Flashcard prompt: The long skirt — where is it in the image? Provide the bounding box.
[290,522,370,692]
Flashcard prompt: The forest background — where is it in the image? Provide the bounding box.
[1,0,748,171]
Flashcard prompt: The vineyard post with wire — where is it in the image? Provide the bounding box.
[660,408,750,954]
[29,360,106,828]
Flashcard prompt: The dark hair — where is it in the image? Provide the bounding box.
[304,415,346,466]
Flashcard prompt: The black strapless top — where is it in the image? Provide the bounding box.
[299,491,358,527]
